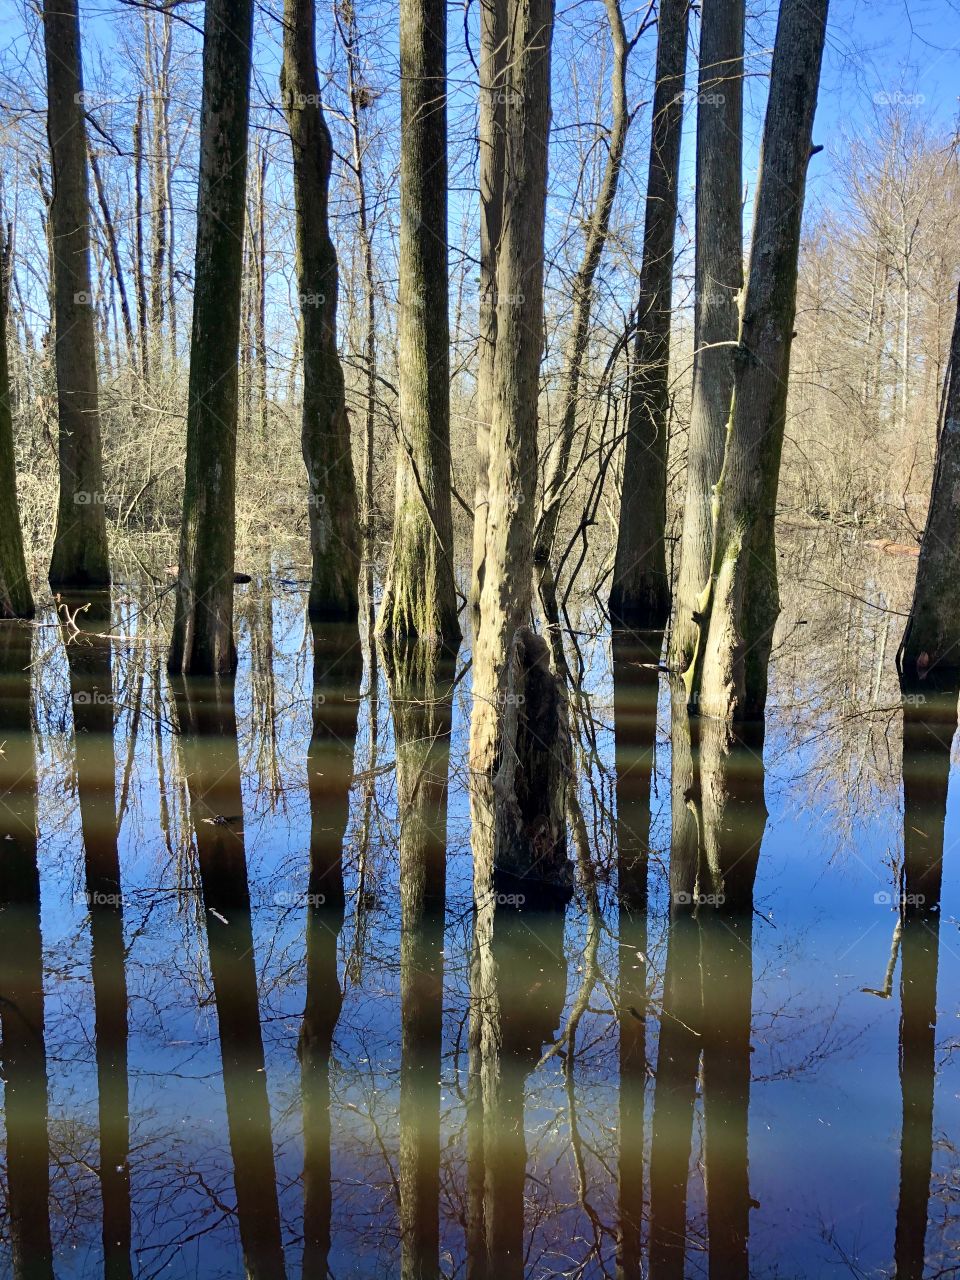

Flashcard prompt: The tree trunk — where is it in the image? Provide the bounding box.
[0,238,33,618]
[692,0,829,721]
[469,0,554,783]
[470,0,507,622]
[168,0,254,673]
[609,0,689,629]
[44,0,111,586]
[281,0,361,620]
[898,285,960,684]
[669,0,744,671]
[534,0,632,568]
[378,0,461,646]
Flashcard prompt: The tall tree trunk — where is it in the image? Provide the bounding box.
[470,0,507,622]
[132,95,150,384]
[534,0,632,568]
[469,0,557,884]
[0,236,33,618]
[897,285,960,684]
[378,0,460,645]
[669,0,744,671]
[609,0,689,629]
[281,0,361,620]
[168,0,254,673]
[691,0,829,721]
[44,0,111,586]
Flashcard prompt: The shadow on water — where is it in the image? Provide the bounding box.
[0,622,54,1280]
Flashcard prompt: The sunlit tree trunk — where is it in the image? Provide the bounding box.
[0,239,32,618]
[281,0,361,619]
[470,0,507,622]
[898,286,960,684]
[378,0,460,645]
[692,0,829,721]
[609,0,689,629]
[168,0,254,674]
[669,0,744,671]
[469,0,568,894]
[44,0,111,586]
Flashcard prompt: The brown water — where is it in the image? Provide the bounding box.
[0,535,958,1278]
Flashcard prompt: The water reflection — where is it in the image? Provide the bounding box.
[1,574,959,1275]
[0,623,54,1280]
[62,593,133,1280]
[894,679,955,1280]
[301,624,362,1273]
[172,672,287,1279]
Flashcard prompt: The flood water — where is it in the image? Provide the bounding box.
[1,533,959,1278]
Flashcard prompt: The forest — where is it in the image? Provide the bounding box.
[0,0,959,1273]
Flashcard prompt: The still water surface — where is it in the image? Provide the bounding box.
[0,550,957,1278]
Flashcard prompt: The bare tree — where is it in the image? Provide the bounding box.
[669,0,744,671]
[692,0,829,721]
[609,0,689,629]
[168,0,255,674]
[282,0,362,619]
[44,0,111,586]
[378,0,460,644]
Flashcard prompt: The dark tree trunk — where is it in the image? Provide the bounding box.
[898,286,960,684]
[609,0,689,629]
[44,0,111,586]
[168,0,254,674]
[281,0,361,619]
[379,0,460,645]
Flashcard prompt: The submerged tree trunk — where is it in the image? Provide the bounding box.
[378,0,460,645]
[533,0,631,567]
[281,0,361,620]
[669,0,744,671]
[609,0,689,629]
[44,0,111,586]
[0,238,32,618]
[168,0,254,674]
[470,0,507,622]
[692,0,829,721]
[897,285,960,684]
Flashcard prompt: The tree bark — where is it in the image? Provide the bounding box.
[669,0,744,671]
[281,0,361,620]
[168,0,254,674]
[898,285,960,683]
[692,0,829,721]
[609,0,689,629]
[0,237,33,618]
[470,0,507,622]
[378,0,461,645]
[44,0,111,586]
